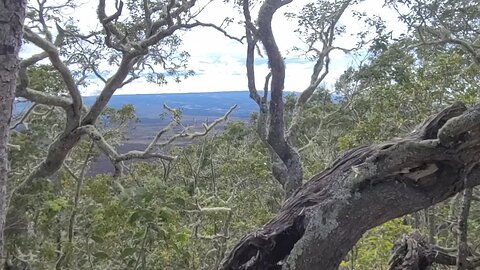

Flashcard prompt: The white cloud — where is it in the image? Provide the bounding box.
[24,0,404,95]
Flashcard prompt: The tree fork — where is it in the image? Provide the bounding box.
[221,102,480,270]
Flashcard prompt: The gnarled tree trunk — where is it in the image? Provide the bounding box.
[0,0,27,261]
[221,102,480,270]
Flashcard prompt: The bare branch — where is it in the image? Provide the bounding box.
[143,105,181,154]
[83,105,236,177]
[184,104,237,139]
[82,125,176,162]
[10,103,37,130]
[97,0,129,52]
[35,0,53,41]
[19,52,48,68]
[193,21,244,43]
[244,0,262,108]
[287,0,351,143]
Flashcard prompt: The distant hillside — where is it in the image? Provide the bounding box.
[83,91,260,120]
[14,91,303,144]
[15,91,304,121]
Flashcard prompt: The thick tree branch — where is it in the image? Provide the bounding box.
[244,0,306,197]
[221,102,480,270]
[149,0,197,34]
[97,0,129,52]
[16,67,72,109]
[82,54,139,125]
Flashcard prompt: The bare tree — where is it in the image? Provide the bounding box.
[0,0,27,261]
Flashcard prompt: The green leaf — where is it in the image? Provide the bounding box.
[158,207,175,222]
[120,247,136,258]
[173,197,186,207]
[128,211,142,224]
[91,235,104,243]
[94,251,109,259]
[176,231,190,243]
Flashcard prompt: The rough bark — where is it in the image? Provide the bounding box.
[0,0,26,261]
[221,102,480,270]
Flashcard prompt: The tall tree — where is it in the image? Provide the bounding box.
[243,0,353,197]
[0,0,26,261]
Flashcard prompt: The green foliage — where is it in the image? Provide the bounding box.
[7,109,282,268]
[27,65,68,94]
[341,219,413,270]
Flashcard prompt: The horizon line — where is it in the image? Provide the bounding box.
[81,89,302,97]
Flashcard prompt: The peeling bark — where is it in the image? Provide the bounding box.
[0,0,26,261]
[221,102,480,270]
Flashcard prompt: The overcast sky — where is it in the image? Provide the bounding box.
[23,0,405,96]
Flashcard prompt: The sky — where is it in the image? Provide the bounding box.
[22,0,405,96]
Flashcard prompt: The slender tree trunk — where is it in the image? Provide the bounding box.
[456,188,473,270]
[0,0,27,262]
